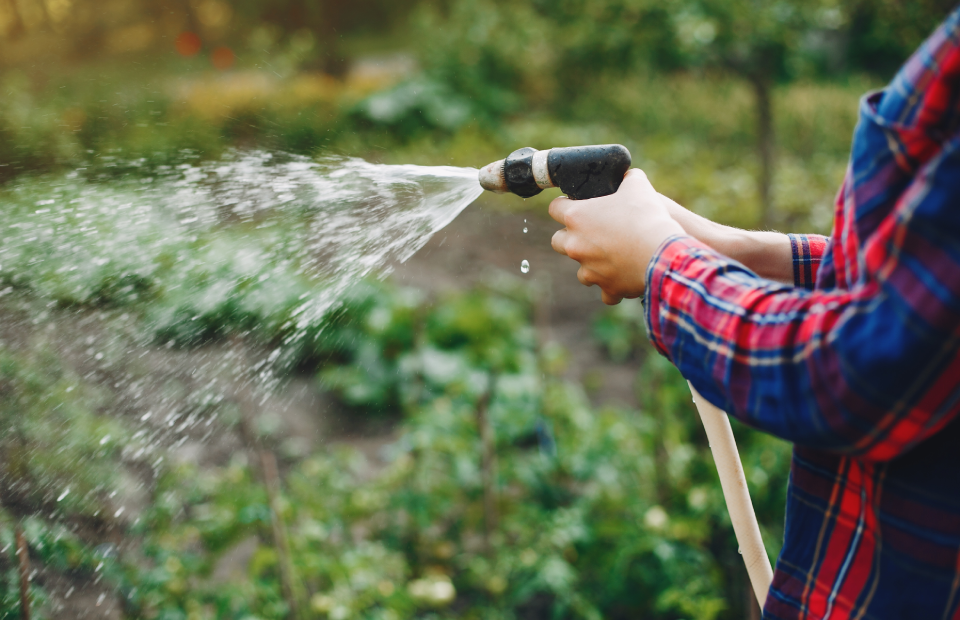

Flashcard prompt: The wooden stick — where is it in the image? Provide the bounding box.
[259,450,304,620]
[15,525,30,620]
[475,379,498,552]
[231,338,305,620]
[688,382,772,609]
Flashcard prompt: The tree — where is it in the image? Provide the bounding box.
[669,0,956,226]
[846,0,958,76]
[665,0,845,225]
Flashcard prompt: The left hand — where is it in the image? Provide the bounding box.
[549,169,684,304]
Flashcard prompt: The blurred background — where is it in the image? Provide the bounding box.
[0,1,954,619]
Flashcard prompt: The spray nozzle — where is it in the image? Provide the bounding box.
[479,144,631,201]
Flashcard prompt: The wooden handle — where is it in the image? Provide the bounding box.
[688,382,773,609]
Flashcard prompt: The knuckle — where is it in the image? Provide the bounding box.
[624,168,651,189]
[548,197,568,221]
[550,230,565,253]
[578,268,597,287]
[562,206,582,227]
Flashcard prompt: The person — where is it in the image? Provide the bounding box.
[548,8,960,620]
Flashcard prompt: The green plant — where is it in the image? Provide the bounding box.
[120,282,791,620]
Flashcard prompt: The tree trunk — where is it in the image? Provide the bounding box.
[16,525,30,620]
[318,1,348,77]
[2,0,26,40]
[750,76,776,228]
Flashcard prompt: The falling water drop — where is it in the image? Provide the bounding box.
[523,227,528,233]
[520,259,530,274]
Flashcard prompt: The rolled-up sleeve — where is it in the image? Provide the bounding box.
[788,234,829,291]
[643,140,960,461]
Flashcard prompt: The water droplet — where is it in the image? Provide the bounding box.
[57,488,70,502]
[520,260,530,274]
[738,547,742,554]
[523,227,528,233]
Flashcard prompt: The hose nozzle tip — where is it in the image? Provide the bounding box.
[479,159,508,193]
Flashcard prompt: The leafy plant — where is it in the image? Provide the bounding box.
[120,282,791,620]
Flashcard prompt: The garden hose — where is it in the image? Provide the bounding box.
[479,145,773,607]
[689,383,773,607]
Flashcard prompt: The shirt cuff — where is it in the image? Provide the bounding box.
[788,233,829,291]
[643,234,709,360]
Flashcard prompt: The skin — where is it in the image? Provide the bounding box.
[549,169,795,304]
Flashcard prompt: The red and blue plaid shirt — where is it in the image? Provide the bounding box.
[644,9,960,619]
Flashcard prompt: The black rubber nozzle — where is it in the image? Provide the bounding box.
[547,144,631,200]
[478,144,632,201]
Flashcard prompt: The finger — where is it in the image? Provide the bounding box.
[601,290,623,305]
[623,167,649,183]
[551,228,570,256]
[577,266,597,287]
[548,195,573,226]
[618,167,653,192]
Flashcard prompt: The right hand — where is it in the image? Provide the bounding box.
[548,169,685,304]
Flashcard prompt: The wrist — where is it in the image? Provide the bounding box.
[713,228,793,284]
[643,218,686,261]
[662,196,793,283]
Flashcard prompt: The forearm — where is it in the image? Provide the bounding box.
[644,236,960,461]
[659,194,793,284]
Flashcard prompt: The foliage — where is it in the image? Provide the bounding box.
[0,157,797,617]
[408,0,948,116]
[592,299,648,363]
[0,4,929,616]
[354,78,475,136]
[404,0,946,224]
[847,0,958,75]
[0,514,122,619]
[116,282,792,620]
[0,343,125,520]
[0,342,128,618]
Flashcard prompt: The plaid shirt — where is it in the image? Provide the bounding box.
[644,9,960,620]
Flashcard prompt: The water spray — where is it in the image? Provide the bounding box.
[480,143,773,609]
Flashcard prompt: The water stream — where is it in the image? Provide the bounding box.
[0,150,485,592]
[1,150,483,389]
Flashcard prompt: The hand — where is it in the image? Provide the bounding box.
[549,169,684,304]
